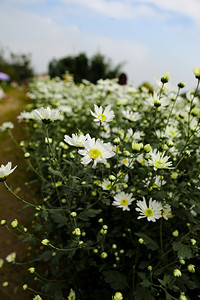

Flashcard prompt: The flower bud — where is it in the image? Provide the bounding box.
[173,269,182,277]
[178,81,185,89]
[41,239,49,245]
[179,292,187,300]
[72,228,81,236]
[28,267,35,273]
[71,212,77,218]
[23,284,28,291]
[1,220,6,226]
[190,238,196,245]
[161,72,169,84]
[101,252,108,259]
[24,152,31,158]
[144,144,151,153]
[113,292,123,300]
[193,67,200,80]
[11,219,18,228]
[172,230,179,237]
[187,264,195,273]
[138,238,144,244]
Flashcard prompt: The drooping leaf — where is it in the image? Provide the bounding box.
[102,270,128,290]
[172,242,192,259]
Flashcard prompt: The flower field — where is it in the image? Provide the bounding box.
[1,70,200,300]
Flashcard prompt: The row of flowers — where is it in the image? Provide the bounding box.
[1,69,200,299]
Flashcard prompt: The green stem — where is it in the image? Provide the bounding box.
[4,181,36,208]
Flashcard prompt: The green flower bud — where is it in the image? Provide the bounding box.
[173,269,182,277]
[11,219,18,228]
[193,67,200,80]
[113,292,123,300]
[1,220,6,226]
[178,81,185,89]
[71,212,77,218]
[24,152,30,158]
[101,252,108,259]
[41,239,49,245]
[172,230,179,237]
[23,284,28,291]
[187,264,195,273]
[161,72,169,83]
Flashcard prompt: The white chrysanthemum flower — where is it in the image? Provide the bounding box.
[6,252,16,263]
[78,137,115,168]
[17,111,34,122]
[0,121,14,132]
[148,149,173,170]
[58,105,72,114]
[146,91,169,108]
[136,197,163,222]
[0,162,17,182]
[112,191,135,211]
[165,125,180,139]
[136,154,148,166]
[118,157,133,168]
[100,179,112,191]
[64,133,90,148]
[33,107,60,123]
[122,110,141,122]
[90,104,114,123]
[162,204,172,220]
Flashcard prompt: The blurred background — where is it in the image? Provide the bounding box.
[0,0,200,89]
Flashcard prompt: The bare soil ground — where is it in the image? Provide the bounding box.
[0,87,36,299]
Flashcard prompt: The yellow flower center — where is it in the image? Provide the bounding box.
[89,148,102,159]
[98,114,106,121]
[106,183,112,190]
[162,209,166,215]
[120,198,128,206]
[155,160,165,168]
[144,208,154,217]
[122,158,128,164]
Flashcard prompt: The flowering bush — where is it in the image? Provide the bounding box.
[1,71,200,300]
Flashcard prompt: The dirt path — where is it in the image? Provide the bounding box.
[0,87,35,299]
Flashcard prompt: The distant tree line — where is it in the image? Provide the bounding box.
[48,52,123,84]
[0,49,34,84]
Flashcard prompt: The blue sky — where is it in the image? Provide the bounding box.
[0,0,200,89]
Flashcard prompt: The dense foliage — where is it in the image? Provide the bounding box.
[1,70,200,300]
[0,49,34,84]
[48,52,122,83]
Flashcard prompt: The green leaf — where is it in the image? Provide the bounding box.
[135,287,155,300]
[135,232,159,250]
[40,210,48,221]
[49,169,63,178]
[51,212,67,227]
[102,270,128,290]
[78,208,102,221]
[172,242,192,259]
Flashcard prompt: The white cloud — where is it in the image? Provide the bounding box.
[139,0,200,24]
[62,0,156,19]
[0,5,148,82]
[62,0,200,25]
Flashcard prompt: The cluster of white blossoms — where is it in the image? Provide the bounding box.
[0,162,17,182]
[136,197,172,222]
